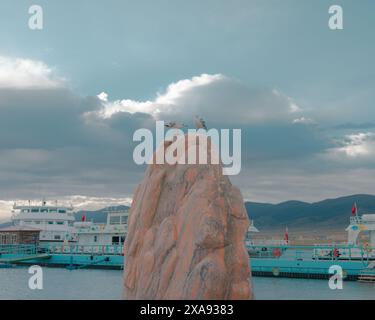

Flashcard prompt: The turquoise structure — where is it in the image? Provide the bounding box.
[1,244,374,280]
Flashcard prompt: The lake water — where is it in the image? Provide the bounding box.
[1,267,375,300]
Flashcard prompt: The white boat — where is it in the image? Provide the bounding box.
[245,220,259,246]
[341,213,375,259]
[311,211,375,260]
[11,200,75,243]
[10,200,129,250]
[73,208,128,247]
[347,214,375,248]
[45,208,129,255]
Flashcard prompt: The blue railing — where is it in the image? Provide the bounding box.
[0,244,38,255]
[0,243,124,256]
[247,244,373,263]
[39,243,124,255]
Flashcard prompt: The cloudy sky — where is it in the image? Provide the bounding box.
[0,0,374,218]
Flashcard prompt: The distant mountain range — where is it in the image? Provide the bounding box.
[245,194,375,230]
[74,205,130,223]
[0,221,12,228]
[1,195,374,231]
[76,195,375,230]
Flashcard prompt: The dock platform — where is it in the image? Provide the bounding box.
[0,243,374,281]
[0,253,51,263]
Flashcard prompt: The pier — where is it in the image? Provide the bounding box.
[0,244,124,269]
[248,244,374,281]
[358,261,375,282]
[0,253,51,263]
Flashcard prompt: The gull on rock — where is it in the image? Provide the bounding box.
[194,115,207,130]
[165,122,187,129]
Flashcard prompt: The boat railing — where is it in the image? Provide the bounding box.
[0,244,38,255]
[40,243,124,255]
[247,244,374,262]
[350,216,362,224]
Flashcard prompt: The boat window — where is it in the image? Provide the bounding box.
[49,208,57,213]
[40,208,48,213]
[112,236,120,244]
[21,209,30,213]
[94,235,98,242]
[31,208,39,213]
[121,216,128,225]
[58,209,66,213]
[110,216,121,225]
[48,221,54,225]
[56,221,64,225]
[54,235,61,240]
[120,236,125,243]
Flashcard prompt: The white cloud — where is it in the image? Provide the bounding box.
[97,92,108,102]
[293,117,316,125]
[1,63,361,204]
[155,73,224,106]
[96,74,223,119]
[94,74,306,125]
[0,55,64,89]
[66,195,132,210]
[326,132,375,159]
[96,96,154,119]
[273,89,302,113]
[0,200,14,222]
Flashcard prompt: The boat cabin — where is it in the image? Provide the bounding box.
[73,209,129,246]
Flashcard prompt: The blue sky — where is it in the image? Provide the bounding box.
[0,0,374,216]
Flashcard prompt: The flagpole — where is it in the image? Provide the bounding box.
[356,202,359,217]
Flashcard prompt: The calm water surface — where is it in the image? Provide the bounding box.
[1,267,374,300]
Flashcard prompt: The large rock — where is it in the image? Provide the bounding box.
[123,133,252,299]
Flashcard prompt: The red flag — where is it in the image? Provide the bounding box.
[351,203,357,216]
[81,215,86,222]
[284,227,289,244]
[333,245,339,258]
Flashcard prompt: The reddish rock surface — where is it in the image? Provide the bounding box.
[123,134,252,299]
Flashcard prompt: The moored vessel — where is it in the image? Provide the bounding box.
[11,200,75,243]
